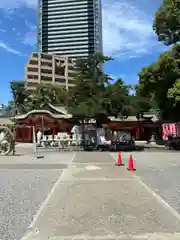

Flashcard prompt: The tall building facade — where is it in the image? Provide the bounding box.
[37,0,103,58]
[25,52,76,91]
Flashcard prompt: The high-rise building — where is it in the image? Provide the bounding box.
[37,0,103,58]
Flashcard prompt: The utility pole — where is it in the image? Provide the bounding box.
[12,102,17,156]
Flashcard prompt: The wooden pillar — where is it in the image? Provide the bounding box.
[15,126,19,141]
[139,123,143,140]
[28,126,32,142]
[21,126,25,142]
[132,127,136,138]
[52,126,56,136]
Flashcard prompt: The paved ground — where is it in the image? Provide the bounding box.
[20,151,180,240]
[111,151,180,215]
[0,151,75,164]
[0,152,75,240]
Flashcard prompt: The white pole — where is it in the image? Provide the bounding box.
[32,126,38,157]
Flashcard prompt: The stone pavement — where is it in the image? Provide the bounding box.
[21,152,180,240]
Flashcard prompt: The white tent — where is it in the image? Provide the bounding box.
[71,124,96,144]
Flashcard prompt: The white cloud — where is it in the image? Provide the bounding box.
[102,0,166,59]
[0,41,24,56]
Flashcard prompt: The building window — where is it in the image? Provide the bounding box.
[55,78,66,84]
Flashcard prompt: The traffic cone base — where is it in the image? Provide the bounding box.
[115,152,124,166]
[127,167,136,171]
[115,163,125,166]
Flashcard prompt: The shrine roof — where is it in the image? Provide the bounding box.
[13,110,159,123]
[13,110,72,120]
[40,103,68,115]
[47,104,68,115]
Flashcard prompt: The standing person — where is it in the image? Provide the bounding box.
[37,129,42,146]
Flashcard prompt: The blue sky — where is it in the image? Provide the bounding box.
[0,0,168,104]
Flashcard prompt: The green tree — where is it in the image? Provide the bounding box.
[128,94,152,116]
[67,53,112,125]
[137,44,180,120]
[26,83,67,111]
[168,79,180,104]
[105,78,132,118]
[153,0,180,45]
[3,101,15,117]
[67,53,132,123]
[67,53,137,148]
[10,80,28,114]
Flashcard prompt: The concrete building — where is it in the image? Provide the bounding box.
[37,0,103,58]
[25,52,76,90]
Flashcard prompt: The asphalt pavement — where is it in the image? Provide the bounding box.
[1,149,180,240]
[21,152,180,240]
[111,151,180,215]
[0,152,75,240]
[0,170,62,240]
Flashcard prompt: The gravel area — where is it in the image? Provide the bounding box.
[0,170,62,240]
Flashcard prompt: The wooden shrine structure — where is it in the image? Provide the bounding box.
[13,103,161,142]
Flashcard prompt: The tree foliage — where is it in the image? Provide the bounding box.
[10,53,154,121]
[153,0,180,45]
[128,94,152,116]
[168,79,180,104]
[26,84,67,111]
[67,53,132,124]
[10,81,67,114]
[105,78,132,118]
[0,102,14,117]
[137,44,180,120]
[10,80,28,114]
[67,53,110,120]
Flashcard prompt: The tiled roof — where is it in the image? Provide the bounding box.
[48,104,68,115]
[14,110,159,123]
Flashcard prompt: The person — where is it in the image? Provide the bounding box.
[37,129,42,146]
[0,130,5,142]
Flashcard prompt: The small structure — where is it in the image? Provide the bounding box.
[14,103,74,142]
[105,114,161,141]
[71,124,98,146]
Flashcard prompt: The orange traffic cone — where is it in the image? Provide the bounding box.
[127,154,136,171]
[115,152,124,166]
